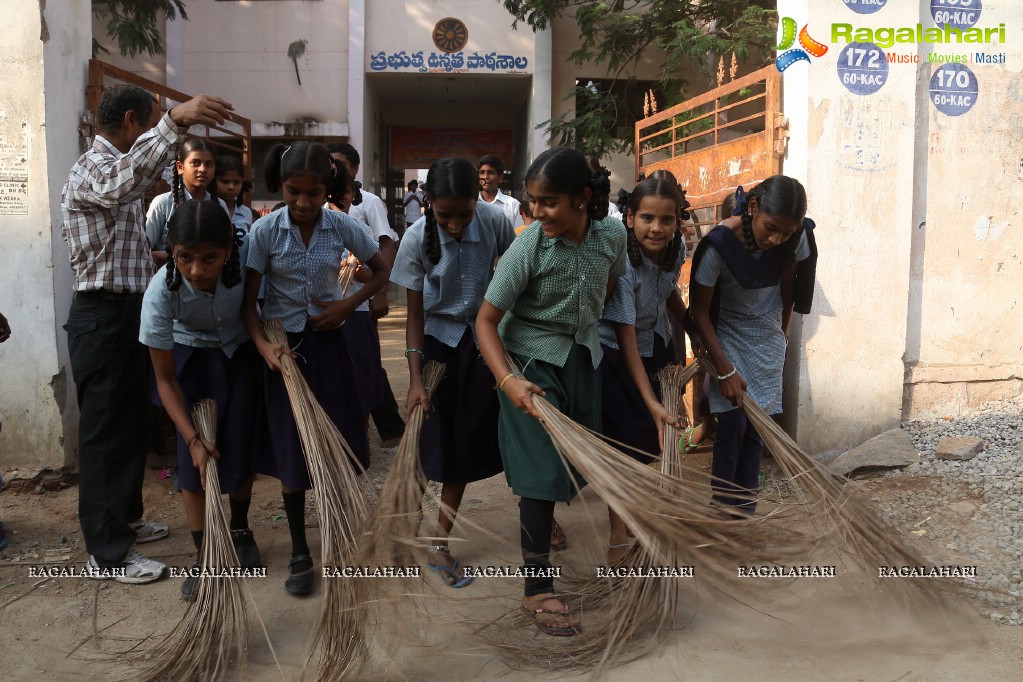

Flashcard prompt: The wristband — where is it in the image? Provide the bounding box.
[188,434,202,448]
[497,373,515,391]
[404,348,425,360]
[717,368,737,381]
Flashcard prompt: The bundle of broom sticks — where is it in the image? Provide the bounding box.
[338,254,359,297]
[358,361,446,567]
[507,354,964,670]
[261,319,371,681]
[147,400,281,681]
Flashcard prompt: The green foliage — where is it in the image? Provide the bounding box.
[91,0,188,59]
[502,0,777,156]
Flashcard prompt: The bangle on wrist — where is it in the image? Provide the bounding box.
[497,373,515,391]
[717,368,737,381]
[188,434,202,447]
[404,347,425,360]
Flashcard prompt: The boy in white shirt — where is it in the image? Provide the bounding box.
[478,154,521,227]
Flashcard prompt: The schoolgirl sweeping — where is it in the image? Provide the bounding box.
[597,177,690,562]
[146,138,227,267]
[140,200,262,600]
[390,157,515,588]
[476,147,629,636]
[689,175,813,517]
[241,142,389,595]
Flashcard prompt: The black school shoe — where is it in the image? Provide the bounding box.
[285,554,314,595]
[230,529,262,568]
[181,562,199,601]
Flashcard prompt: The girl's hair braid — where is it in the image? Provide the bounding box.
[165,256,183,291]
[171,164,183,210]
[626,228,643,267]
[422,198,442,264]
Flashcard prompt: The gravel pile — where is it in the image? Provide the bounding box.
[865,393,1023,624]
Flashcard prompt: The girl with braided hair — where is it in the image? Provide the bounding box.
[391,157,515,587]
[241,141,389,595]
[476,147,629,636]
[597,177,690,563]
[140,200,262,600]
[146,138,226,267]
[689,175,813,518]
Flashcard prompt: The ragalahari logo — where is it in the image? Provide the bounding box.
[776,16,828,72]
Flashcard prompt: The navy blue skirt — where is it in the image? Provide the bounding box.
[153,342,262,494]
[599,335,674,463]
[341,310,383,415]
[257,325,370,491]
[419,331,504,484]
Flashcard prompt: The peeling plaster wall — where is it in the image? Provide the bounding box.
[0,0,89,468]
[781,0,1021,454]
[905,0,1023,418]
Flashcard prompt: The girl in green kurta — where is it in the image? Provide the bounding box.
[477,147,647,637]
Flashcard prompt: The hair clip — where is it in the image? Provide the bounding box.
[281,145,292,160]
[732,186,746,216]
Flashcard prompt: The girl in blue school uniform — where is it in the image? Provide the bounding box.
[241,142,389,595]
[140,200,262,600]
[598,177,691,563]
[146,138,227,267]
[476,147,677,637]
[213,155,260,240]
[391,157,515,588]
[689,176,813,517]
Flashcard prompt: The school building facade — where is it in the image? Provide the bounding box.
[0,0,1020,471]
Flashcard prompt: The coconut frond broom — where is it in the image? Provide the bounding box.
[338,254,359,297]
[359,361,445,567]
[146,400,282,681]
[484,357,804,671]
[262,319,372,681]
[695,356,966,606]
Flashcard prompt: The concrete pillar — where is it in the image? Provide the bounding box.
[348,0,366,182]
[529,27,552,164]
[0,0,91,469]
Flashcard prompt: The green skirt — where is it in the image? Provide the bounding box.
[497,345,601,502]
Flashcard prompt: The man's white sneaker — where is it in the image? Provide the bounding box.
[130,518,169,544]
[86,550,166,584]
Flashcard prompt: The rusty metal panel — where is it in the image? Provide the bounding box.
[635,65,784,219]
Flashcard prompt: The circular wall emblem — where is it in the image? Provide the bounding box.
[433,18,468,53]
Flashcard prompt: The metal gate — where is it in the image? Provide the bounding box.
[86,59,253,200]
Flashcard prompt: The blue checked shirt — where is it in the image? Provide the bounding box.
[391,202,515,347]
[244,207,380,332]
[599,248,684,355]
[61,113,186,293]
[140,265,250,357]
[485,216,628,369]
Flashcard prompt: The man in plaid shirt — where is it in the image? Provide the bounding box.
[61,85,232,583]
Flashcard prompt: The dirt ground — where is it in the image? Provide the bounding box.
[1,305,1021,681]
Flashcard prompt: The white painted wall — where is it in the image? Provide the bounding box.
[0,0,90,468]
[167,0,350,129]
